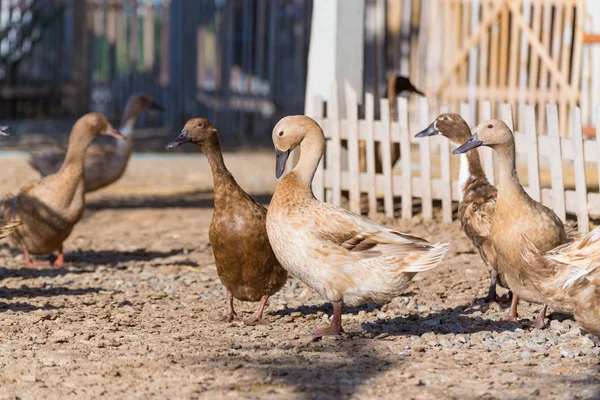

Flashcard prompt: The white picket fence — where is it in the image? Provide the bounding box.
[308,84,600,234]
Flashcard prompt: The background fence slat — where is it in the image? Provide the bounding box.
[365,92,377,217]
[438,105,452,222]
[500,103,514,131]
[328,81,342,207]
[345,82,361,214]
[380,98,394,218]
[312,95,325,201]
[524,105,541,201]
[479,100,495,184]
[419,97,432,220]
[571,107,589,233]
[399,97,413,220]
[546,104,566,222]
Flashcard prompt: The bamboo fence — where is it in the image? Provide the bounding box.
[309,83,599,234]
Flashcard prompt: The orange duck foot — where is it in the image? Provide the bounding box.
[312,300,344,338]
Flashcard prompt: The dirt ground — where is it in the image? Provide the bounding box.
[0,151,599,400]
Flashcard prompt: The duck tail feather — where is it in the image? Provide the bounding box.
[401,242,449,273]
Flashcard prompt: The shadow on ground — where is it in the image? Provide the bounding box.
[86,190,273,210]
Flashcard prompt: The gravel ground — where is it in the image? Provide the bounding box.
[0,153,598,400]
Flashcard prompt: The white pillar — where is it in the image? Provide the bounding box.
[304,0,364,117]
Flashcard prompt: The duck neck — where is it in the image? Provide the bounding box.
[200,136,238,206]
[116,118,136,154]
[292,130,325,189]
[457,146,487,200]
[494,141,525,200]
[57,127,95,197]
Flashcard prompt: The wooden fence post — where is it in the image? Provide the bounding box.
[365,93,378,216]
[524,105,541,201]
[380,98,394,218]
[399,96,413,220]
[345,82,361,214]
[571,107,589,233]
[546,104,566,222]
[329,81,342,207]
[312,95,325,201]
[419,96,432,220]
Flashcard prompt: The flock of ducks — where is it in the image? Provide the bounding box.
[0,94,598,339]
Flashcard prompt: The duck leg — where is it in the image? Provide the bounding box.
[215,289,238,322]
[484,269,499,302]
[313,300,343,337]
[54,247,65,267]
[23,248,49,267]
[529,304,548,329]
[504,294,519,322]
[243,295,270,325]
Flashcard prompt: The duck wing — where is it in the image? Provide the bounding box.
[312,202,448,272]
[0,220,21,239]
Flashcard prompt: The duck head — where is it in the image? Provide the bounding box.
[415,113,471,144]
[453,119,512,155]
[123,93,164,121]
[0,125,10,136]
[165,117,218,149]
[272,115,322,179]
[78,113,125,140]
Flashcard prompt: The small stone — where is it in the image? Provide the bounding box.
[376,312,388,320]
[231,343,242,350]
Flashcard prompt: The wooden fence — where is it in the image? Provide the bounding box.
[308,83,599,233]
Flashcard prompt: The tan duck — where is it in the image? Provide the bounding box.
[454,120,567,327]
[266,116,449,337]
[166,118,287,323]
[416,113,505,302]
[521,227,600,335]
[29,94,163,192]
[1,113,124,266]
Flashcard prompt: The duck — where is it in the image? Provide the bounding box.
[521,226,600,335]
[165,118,287,323]
[1,113,124,267]
[266,115,449,337]
[0,125,9,136]
[416,113,505,302]
[453,119,567,327]
[29,93,163,192]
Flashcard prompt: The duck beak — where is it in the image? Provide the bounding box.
[0,126,10,136]
[149,100,164,112]
[415,122,438,138]
[275,147,290,179]
[102,125,126,141]
[453,132,483,155]
[166,129,191,149]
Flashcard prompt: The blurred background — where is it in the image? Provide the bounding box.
[0,0,599,149]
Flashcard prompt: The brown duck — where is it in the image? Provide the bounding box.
[454,120,567,327]
[416,113,505,302]
[1,113,125,266]
[29,94,163,192]
[166,118,287,323]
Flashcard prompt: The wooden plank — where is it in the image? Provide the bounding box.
[546,104,566,222]
[571,107,589,233]
[479,100,495,184]
[499,4,510,88]
[380,98,394,218]
[365,93,377,217]
[329,81,342,206]
[583,33,600,44]
[500,103,515,131]
[523,104,541,201]
[312,95,325,201]
[345,82,361,214]
[419,97,432,220]
[399,97,412,220]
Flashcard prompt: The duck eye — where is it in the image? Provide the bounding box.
[279,131,284,137]
[197,123,203,128]
[487,124,493,129]
[443,116,448,120]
